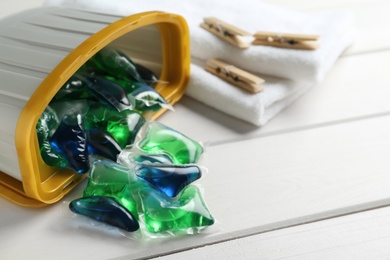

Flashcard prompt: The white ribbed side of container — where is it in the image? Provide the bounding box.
[0,7,120,181]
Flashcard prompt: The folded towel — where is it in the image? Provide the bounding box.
[44,0,357,126]
[190,58,312,126]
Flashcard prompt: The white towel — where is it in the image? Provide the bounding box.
[190,58,312,126]
[44,0,356,126]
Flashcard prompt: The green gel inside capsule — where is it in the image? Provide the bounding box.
[36,107,68,167]
[137,122,204,164]
[139,185,214,233]
[84,102,145,148]
[83,160,148,218]
[81,47,144,83]
[69,196,140,232]
[83,70,169,113]
[35,46,215,234]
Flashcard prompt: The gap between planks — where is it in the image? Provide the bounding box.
[116,115,390,259]
[139,199,390,260]
[154,206,390,260]
[207,111,390,147]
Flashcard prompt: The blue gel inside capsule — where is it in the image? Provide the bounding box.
[139,185,214,233]
[133,154,174,164]
[69,196,140,232]
[136,163,202,198]
[83,75,134,111]
[134,63,159,87]
[76,68,168,112]
[87,128,122,161]
[49,109,89,174]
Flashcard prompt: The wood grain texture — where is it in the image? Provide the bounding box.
[1,0,390,259]
[160,50,390,144]
[4,115,390,259]
[155,206,390,260]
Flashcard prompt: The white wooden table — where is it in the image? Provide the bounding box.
[2,0,390,259]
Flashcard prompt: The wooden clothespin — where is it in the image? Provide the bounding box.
[205,59,265,93]
[200,17,252,49]
[253,31,320,50]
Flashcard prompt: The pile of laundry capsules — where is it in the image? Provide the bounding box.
[36,47,214,235]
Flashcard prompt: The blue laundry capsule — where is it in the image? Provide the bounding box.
[76,68,168,113]
[36,106,68,167]
[69,196,139,232]
[134,63,159,87]
[129,82,170,112]
[81,74,135,111]
[133,154,174,164]
[49,109,89,174]
[136,163,202,198]
[87,128,122,161]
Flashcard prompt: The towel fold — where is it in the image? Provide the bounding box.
[189,58,313,126]
[45,0,357,126]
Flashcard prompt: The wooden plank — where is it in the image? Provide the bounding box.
[3,115,390,259]
[163,1,390,142]
[158,1,390,144]
[160,50,390,145]
[155,206,390,260]
[0,1,389,260]
[123,114,390,258]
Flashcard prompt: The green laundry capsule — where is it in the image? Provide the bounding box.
[81,47,144,83]
[36,106,68,167]
[137,122,204,164]
[52,75,92,102]
[81,70,170,113]
[108,79,170,113]
[83,160,148,218]
[69,196,140,232]
[139,185,214,233]
[34,45,214,235]
[49,100,90,121]
[118,149,202,198]
[37,101,91,171]
[84,102,145,148]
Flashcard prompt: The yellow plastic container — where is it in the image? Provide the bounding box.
[0,7,190,207]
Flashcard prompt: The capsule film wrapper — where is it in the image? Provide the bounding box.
[0,7,190,207]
